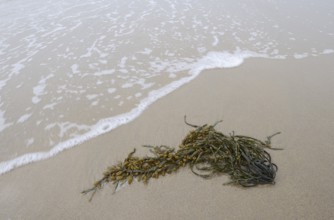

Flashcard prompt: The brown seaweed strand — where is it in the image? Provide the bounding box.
[82,119,280,201]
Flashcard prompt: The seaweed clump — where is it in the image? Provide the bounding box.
[82,117,281,201]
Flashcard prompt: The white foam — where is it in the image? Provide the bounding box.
[293,53,308,59]
[196,50,267,70]
[43,102,58,110]
[322,49,334,54]
[26,138,34,146]
[212,36,219,46]
[86,94,99,100]
[17,113,32,123]
[138,80,154,90]
[0,79,8,90]
[0,50,270,175]
[71,64,79,74]
[1,0,334,176]
[44,122,90,138]
[119,57,128,68]
[12,63,25,75]
[94,69,115,76]
[119,69,128,73]
[32,74,53,104]
[107,88,116,94]
[149,60,169,72]
[32,84,46,104]
[80,39,98,58]
[121,83,133,88]
[91,100,99,106]
[139,48,152,55]
[32,96,41,104]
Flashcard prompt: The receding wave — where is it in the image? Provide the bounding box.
[0,50,273,174]
[0,0,333,174]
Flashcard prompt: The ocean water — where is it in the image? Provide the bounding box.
[0,0,333,174]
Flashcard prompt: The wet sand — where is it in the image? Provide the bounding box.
[1,55,334,219]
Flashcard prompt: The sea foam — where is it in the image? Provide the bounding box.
[0,50,268,175]
[1,0,334,177]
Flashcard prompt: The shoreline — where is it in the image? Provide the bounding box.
[0,50,275,175]
[1,55,334,219]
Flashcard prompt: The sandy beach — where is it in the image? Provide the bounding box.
[1,54,334,219]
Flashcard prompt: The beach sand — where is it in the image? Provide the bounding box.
[1,55,334,219]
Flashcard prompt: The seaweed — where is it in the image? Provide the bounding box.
[82,117,281,201]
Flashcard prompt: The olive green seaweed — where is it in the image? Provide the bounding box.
[82,117,281,201]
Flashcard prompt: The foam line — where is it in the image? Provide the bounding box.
[0,50,269,175]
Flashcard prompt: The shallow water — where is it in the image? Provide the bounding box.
[0,0,333,174]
